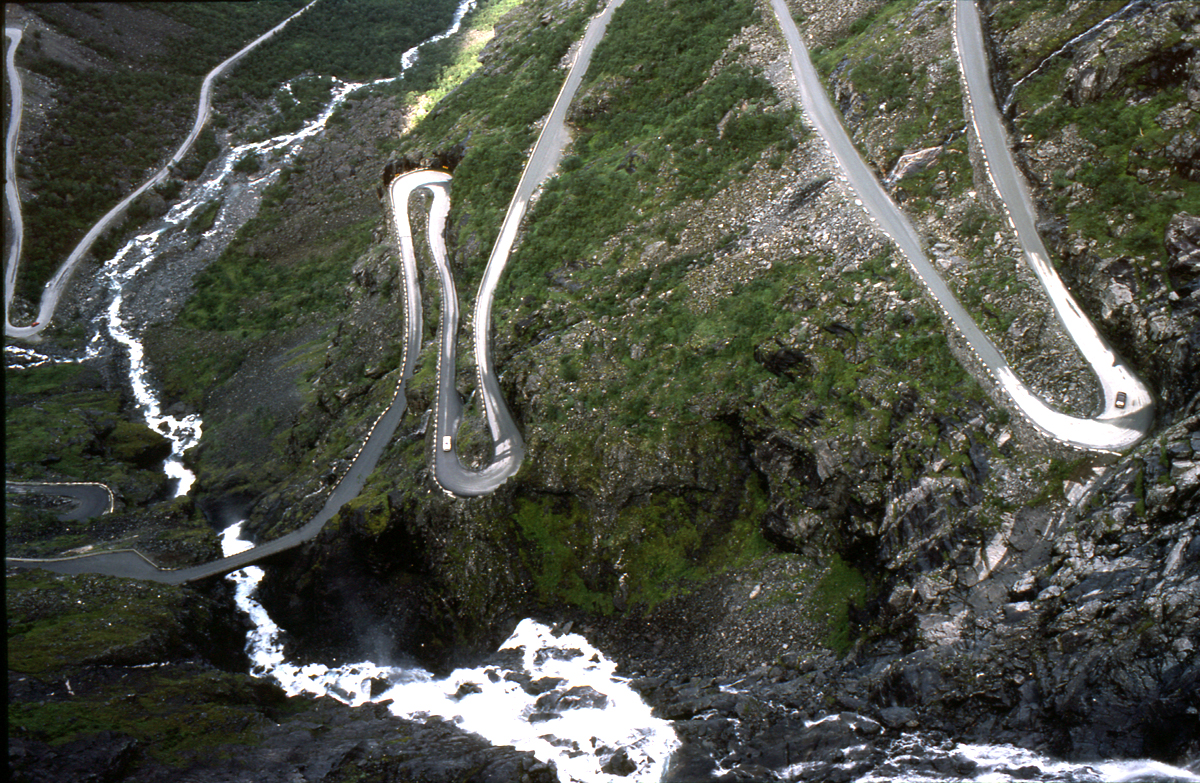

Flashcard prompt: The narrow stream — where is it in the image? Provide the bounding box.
[90,71,379,497]
[9,2,1198,779]
[5,0,478,497]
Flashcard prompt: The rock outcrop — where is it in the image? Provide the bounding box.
[6,570,561,783]
[10,0,1200,779]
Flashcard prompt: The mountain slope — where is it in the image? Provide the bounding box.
[6,0,1199,777]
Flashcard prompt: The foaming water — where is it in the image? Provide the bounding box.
[221,517,1200,783]
[839,734,1200,783]
[221,522,679,782]
[955,743,1200,783]
[5,0,477,496]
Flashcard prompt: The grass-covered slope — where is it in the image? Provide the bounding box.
[8,0,463,303]
[236,0,1020,666]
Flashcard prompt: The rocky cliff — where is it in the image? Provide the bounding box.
[7,0,1199,779]
[244,0,1199,770]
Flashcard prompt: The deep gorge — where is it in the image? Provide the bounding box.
[6,0,1199,780]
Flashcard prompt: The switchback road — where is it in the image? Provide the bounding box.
[4,1,318,339]
[952,0,1153,450]
[7,0,628,579]
[769,0,1152,454]
[395,0,626,496]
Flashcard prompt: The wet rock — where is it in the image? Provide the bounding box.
[522,676,566,696]
[878,706,918,729]
[601,747,638,776]
[662,743,718,782]
[1166,131,1200,182]
[452,681,483,700]
[368,676,391,697]
[536,685,608,712]
[9,731,140,783]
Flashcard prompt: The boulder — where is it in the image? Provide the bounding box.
[1165,213,1200,293]
[885,145,943,188]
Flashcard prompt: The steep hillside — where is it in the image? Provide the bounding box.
[7,0,1198,778]
[236,0,1197,765]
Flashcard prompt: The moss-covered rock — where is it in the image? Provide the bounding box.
[105,419,172,469]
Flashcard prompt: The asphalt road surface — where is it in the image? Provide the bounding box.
[4,1,318,339]
[769,0,1152,453]
[6,0,629,580]
[952,0,1153,450]
[6,481,114,522]
[425,0,627,496]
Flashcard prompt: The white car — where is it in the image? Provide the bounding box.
[442,435,453,452]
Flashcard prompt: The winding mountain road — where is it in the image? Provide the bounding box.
[4,0,318,339]
[5,481,114,522]
[952,0,1153,449]
[420,0,626,496]
[4,25,27,331]
[768,0,1153,453]
[8,0,1157,586]
[7,0,628,580]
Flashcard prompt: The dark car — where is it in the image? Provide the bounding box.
[1115,391,1127,409]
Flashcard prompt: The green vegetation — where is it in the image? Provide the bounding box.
[7,570,298,765]
[810,0,964,173]
[380,0,526,129]
[243,75,334,142]
[146,334,249,410]
[486,0,798,309]
[233,152,263,174]
[176,194,374,335]
[1020,83,1198,263]
[810,0,929,77]
[851,55,915,110]
[509,65,794,285]
[7,571,193,678]
[12,1,315,301]
[405,0,602,284]
[220,0,461,97]
[4,364,168,503]
[172,126,221,181]
[811,553,868,653]
[513,495,607,611]
[187,198,222,235]
[15,62,199,301]
[511,458,771,614]
[9,668,271,765]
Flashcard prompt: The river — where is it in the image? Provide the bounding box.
[221,517,1199,783]
[221,521,680,783]
[7,1,1198,779]
[5,0,479,497]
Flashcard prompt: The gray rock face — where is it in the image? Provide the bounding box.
[1166,213,1200,294]
[595,414,1200,778]
[886,145,943,188]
